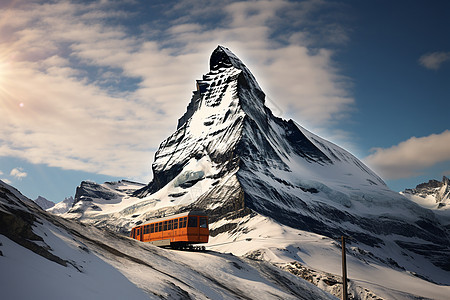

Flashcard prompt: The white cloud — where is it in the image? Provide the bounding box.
[0,0,353,181]
[419,52,450,70]
[10,167,27,180]
[364,130,450,180]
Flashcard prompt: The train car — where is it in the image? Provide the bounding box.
[129,210,209,250]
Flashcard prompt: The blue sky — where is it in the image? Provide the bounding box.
[0,0,449,203]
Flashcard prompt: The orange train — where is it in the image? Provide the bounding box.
[129,210,209,249]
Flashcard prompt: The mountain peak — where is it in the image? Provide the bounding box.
[210,45,233,70]
[210,45,263,94]
[210,45,244,71]
[34,195,55,210]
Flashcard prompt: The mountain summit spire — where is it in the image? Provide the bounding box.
[210,45,248,72]
[210,45,234,70]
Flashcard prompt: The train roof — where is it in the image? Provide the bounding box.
[136,210,207,226]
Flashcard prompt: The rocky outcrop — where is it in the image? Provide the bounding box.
[403,176,450,209]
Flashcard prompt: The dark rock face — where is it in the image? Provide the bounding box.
[75,181,118,201]
[210,46,234,70]
[395,241,450,271]
[283,120,332,164]
[0,209,68,267]
[405,176,449,194]
[0,183,68,267]
[417,179,442,190]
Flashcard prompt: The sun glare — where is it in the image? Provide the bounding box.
[0,61,5,96]
[0,51,18,110]
[0,61,3,83]
[0,59,8,98]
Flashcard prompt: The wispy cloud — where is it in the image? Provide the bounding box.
[364,130,450,180]
[10,167,27,180]
[0,0,353,180]
[419,51,450,70]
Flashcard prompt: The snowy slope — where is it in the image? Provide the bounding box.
[0,180,336,299]
[206,213,450,300]
[60,46,450,299]
[47,196,74,215]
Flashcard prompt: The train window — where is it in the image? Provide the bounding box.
[158,222,163,232]
[173,219,178,229]
[144,225,148,234]
[182,217,187,228]
[154,223,159,233]
[168,219,173,230]
[137,228,140,235]
[163,221,168,231]
[150,223,154,233]
[188,216,198,227]
[200,217,207,228]
[131,228,135,238]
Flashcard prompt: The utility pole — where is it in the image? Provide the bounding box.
[342,236,348,300]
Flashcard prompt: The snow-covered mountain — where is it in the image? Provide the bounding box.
[61,46,450,299]
[0,179,336,299]
[33,195,55,210]
[47,196,75,215]
[402,176,450,210]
